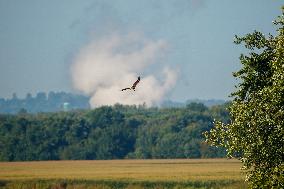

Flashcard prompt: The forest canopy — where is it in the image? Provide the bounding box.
[0,103,229,161]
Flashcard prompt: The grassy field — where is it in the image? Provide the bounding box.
[0,159,247,189]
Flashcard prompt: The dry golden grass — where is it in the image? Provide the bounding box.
[0,159,244,182]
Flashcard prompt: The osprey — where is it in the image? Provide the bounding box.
[121,76,140,91]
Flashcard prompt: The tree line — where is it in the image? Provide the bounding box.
[0,91,90,114]
[0,91,227,114]
[0,102,229,161]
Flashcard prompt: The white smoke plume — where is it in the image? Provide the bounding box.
[71,33,177,108]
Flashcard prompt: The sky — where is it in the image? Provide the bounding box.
[0,0,283,105]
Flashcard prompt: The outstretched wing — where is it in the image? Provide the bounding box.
[132,76,140,89]
[121,87,131,91]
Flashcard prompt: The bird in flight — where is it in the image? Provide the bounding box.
[121,76,140,91]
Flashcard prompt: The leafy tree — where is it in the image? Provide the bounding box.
[205,8,284,188]
[186,102,207,112]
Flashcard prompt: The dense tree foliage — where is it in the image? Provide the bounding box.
[0,103,229,161]
[0,92,90,114]
[205,8,284,188]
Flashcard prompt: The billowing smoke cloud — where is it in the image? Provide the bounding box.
[71,33,177,108]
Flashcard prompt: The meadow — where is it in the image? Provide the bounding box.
[0,159,247,189]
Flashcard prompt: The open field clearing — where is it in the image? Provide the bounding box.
[0,159,246,188]
[0,159,243,181]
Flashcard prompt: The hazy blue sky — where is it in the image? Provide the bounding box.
[0,0,283,102]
